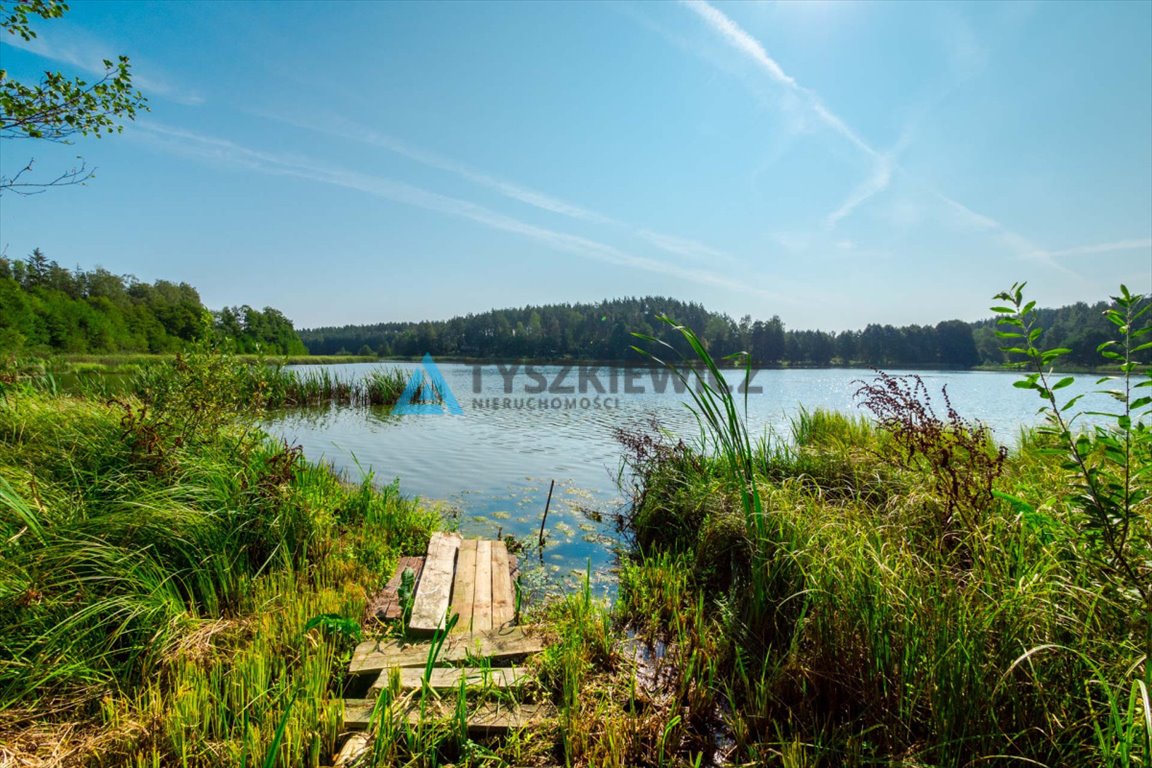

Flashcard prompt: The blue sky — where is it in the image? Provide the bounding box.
[1,0,1149,331]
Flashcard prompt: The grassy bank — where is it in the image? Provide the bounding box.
[531,289,1148,766]
[0,355,437,766]
[3,351,408,408]
[30,354,379,368]
[568,408,1146,765]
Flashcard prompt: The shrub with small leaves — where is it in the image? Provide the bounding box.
[993,282,1151,621]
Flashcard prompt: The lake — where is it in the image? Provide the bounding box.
[264,362,1109,597]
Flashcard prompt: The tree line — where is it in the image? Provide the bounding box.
[301,295,1123,369]
[0,250,306,355]
[1,251,1122,367]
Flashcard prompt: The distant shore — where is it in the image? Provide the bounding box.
[16,351,1121,376]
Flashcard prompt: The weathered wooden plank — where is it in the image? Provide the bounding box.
[342,699,376,731]
[343,698,556,733]
[491,540,515,628]
[367,556,424,622]
[450,539,477,633]
[452,700,554,733]
[471,540,493,633]
[349,626,545,674]
[408,532,461,634]
[369,666,530,694]
[333,733,370,766]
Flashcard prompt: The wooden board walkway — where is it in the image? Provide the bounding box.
[405,532,518,635]
[408,532,462,633]
[343,699,555,732]
[370,666,530,694]
[336,536,552,762]
[349,625,545,674]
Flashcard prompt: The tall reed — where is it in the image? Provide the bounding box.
[258,365,407,408]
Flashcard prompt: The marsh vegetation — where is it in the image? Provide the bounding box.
[0,284,1147,766]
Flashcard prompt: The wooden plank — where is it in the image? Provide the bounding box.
[454,700,554,733]
[408,532,461,634]
[491,540,515,628]
[343,698,556,733]
[370,666,530,694]
[367,556,424,621]
[342,699,376,731]
[472,540,493,633]
[449,539,477,633]
[349,626,545,675]
[333,733,370,766]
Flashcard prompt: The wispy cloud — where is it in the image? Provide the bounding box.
[680,0,795,89]
[825,157,893,228]
[130,121,796,304]
[635,230,733,263]
[935,191,1059,265]
[822,8,996,229]
[1033,238,1152,259]
[2,33,204,106]
[681,0,891,226]
[263,110,743,266]
[272,112,613,224]
[681,0,875,157]
[677,0,1061,266]
[825,111,926,228]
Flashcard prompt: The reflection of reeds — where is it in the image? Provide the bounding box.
[262,367,407,408]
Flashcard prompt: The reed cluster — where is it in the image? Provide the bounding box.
[258,366,408,408]
[1,352,409,409]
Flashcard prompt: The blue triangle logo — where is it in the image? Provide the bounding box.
[391,354,464,415]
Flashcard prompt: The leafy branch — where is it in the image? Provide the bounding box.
[0,0,148,193]
[993,282,1151,615]
[1,56,145,142]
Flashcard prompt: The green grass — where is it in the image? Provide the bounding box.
[0,353,561,768]
[550,400,1146,766]
[0,358,436,766]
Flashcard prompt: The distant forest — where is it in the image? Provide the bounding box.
[301,295,1124,368]
[1,251,1127,368]
[0,251,306,355]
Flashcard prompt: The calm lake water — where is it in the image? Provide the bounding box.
[264,362,1109,597]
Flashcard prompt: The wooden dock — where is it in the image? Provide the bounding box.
[407,533,519,634]
[335,534,553,764]
[349,625,545,675]
[368,532,520,634]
